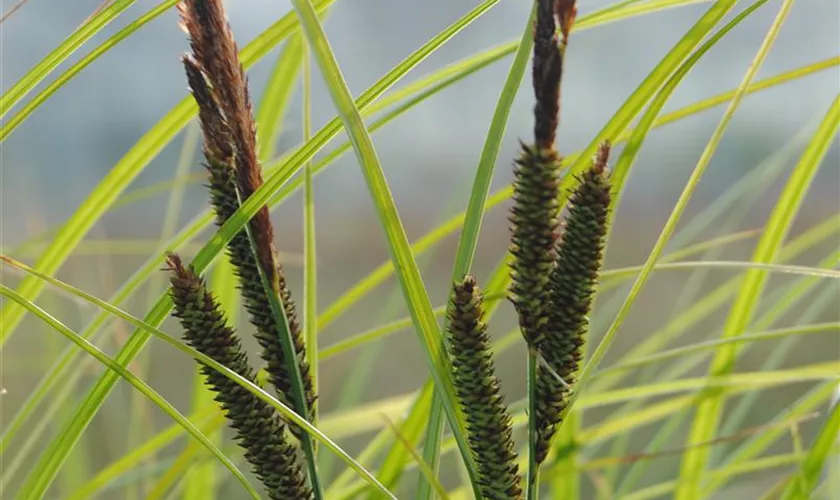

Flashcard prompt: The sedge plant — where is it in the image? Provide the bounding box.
[1,0,838,499]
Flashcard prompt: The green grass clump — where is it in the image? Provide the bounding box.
[1,0,837,498]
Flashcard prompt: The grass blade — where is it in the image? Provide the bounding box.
[677,93,840,498]
[0,0,179,140]
[702,382,838,496]
[570,0,783,426]
[0,0,337,346]
[0,21,512,479]
[287,0,488,496]
[781,402,840,498]
[0,256,397,499]
[598,323,840,377]
[418,4,536,497]
[316,23,837,338]
[302,35,319,427]
[234,193,323,496]
[0,285,260,500]
[0,0,144,118]
[256,33,305,162]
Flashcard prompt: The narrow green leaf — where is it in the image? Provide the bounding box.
[621,452,820,500]
[316,24,837,338]
[288,0,488,496]
[678,93,840,498]
[604,113,819,496]
[570,0,781,427]
[0,0,145,118]
[66,413,222,500]
[781,402,840,498]
[0,20,511,479]
[0,257,396,500]
[0,285,260,500]
[302,29,319,426]
[419,4,535,497]
[598,323,840,377]
[256,34,305,162]
[702,382,838,497]
[0,0,337,346]
[364,386,435,497]
[0,0,179,140]
[236,192,324,497]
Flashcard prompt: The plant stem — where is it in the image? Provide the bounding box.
[302,27,319,430]
[527,351,540,500]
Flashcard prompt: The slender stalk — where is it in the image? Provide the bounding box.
[526,352,540,500]
[287,0,484,497]
[302,30,319,428]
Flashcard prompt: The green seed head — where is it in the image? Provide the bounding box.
[509,143,562,347]
[534,142,612,464]
[447,275,523,500]
[166,253,313,500]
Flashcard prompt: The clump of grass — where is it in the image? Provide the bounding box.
[175,0,611,496]
[3,0,836,499]
[446,275,523,500]
[165,252,313,500]
[178,0,316,427]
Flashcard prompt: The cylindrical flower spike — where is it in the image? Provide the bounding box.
[509,143,562,348]
[447,275,523,500]
[511,0,578,351]
[534,141,612,465]
[165,253,313,500]
[532,0,562,150]
[179,0,315,430]
[203,155,316,432]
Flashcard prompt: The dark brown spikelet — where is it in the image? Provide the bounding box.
[532,0,561,149]
[533,142,612,465]
[179,0,259,193]
[178,0,315,429]
[532,0,576,149]
[447,276,523,500]
[509,142,562,347]
[165,253,313,500]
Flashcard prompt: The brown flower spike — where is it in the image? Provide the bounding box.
[178,0,315,429]
[532,0,576,150]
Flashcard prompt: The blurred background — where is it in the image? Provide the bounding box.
[2,0,839,498]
